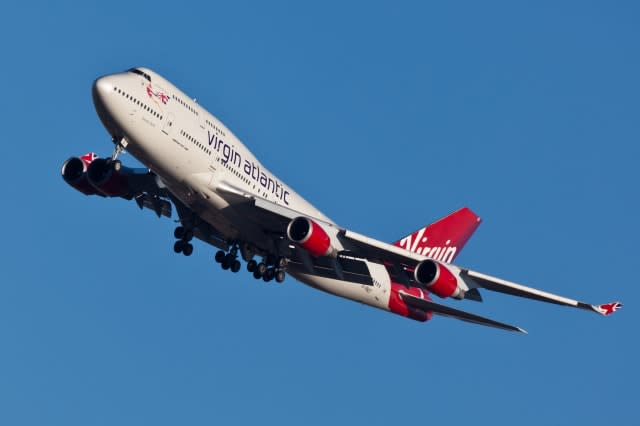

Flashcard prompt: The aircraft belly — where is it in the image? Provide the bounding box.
[289,261,392,312]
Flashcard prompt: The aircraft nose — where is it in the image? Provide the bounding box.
[92,76,118,135]
[92,76,113,107]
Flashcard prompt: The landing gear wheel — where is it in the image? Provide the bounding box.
[215,250,225,263]
[275,270,286,283]
[247,259,257,272]
[253,270,262,279]
[276,257,287,269]
[257,262,267,275]
[231,260,241,273]
[174,240,185,253]
[221,258,231,270]
[183,243,193,256]
[263,268,275,282]
[174,226,185,239]
[183,230,193,242]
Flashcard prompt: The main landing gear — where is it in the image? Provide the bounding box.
[171,227,287,283]
[173,226,194,256]
[214,246,241,273]
[247,256,287,283]
[214,246,287,283]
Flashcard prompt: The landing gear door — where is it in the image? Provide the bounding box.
[162,113,175,135]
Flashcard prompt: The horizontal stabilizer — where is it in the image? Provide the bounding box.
[399,292,526,334]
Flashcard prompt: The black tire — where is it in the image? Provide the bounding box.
[221,258,231,270]
[173,240,184,253]
[231,260,241,273]
[183,243,193,256]
[265,268,276,281]
[276,257,288,268]
[257,262,267,275]
[275,270,286,283]
[174,226,185,239]
[247,259,257,272]
[253,270,262,279]
[215,250,226,263]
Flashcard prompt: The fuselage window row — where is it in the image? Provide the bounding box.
[180,129,211,156]
[114,87,163,120]
[171,94,199,116]
[204,119,226,138]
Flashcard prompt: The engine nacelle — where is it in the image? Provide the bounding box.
[61,155,99,196]
[287,217,337,257]
[87,158,130,197]
[414,259,463,299]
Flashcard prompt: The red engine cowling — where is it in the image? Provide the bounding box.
[413,259,463,299]
[61,153,100,196]
[87,158,130,197]
[287,217,337,257]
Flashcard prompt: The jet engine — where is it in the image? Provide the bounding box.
[61,156,99,196]
[87,158,130,198]
[287,217,337,257]
[413,259,463,299]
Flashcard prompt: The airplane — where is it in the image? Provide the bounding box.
[61,67,622,333]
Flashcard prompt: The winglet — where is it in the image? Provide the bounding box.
[592,301,623,316]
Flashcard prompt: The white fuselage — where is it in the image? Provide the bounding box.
[92,67,394,315]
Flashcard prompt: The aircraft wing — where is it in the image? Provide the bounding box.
[122,171,173,218]
[216,181,333,234]
[217,183,621,319]
[342,228,622,317]
[459,269,623,316]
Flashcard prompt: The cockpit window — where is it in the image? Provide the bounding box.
[127,68,151,82]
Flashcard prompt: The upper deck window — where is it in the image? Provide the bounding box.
[127,68,151,82]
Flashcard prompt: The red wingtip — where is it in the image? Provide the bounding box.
[594,301,623,316]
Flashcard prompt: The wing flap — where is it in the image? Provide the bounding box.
[399,292,526,333]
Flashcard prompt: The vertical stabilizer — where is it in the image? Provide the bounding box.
[393,207,481,263]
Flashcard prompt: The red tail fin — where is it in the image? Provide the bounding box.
[393,207,481,263]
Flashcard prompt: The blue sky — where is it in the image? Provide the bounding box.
[1,1,638,424]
